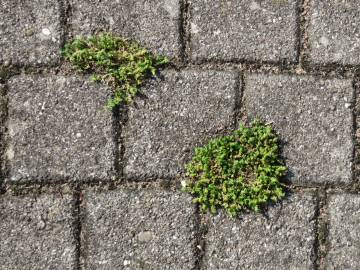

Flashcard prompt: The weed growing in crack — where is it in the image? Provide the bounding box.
[62,33,169,109]
[183,120,287,217]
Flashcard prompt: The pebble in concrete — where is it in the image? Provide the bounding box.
[0,0,62,66]
[0,193,77,269]
[123,69,237,179]
[190,0,299,62]
[6,75,115,183]
[308,0,360,65]
[203,193,317,270]
[326,194,360,269]
[69,0,181,58]
[244,73,353,185]
[82,188,197,269]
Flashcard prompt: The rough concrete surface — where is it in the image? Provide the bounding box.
[326,194,360,270]
[123,69,237,179]
[82,188,197,270]
[69,0,181,58]
[0,0,62,66]
[244,73,354,185]
[6,75,115,183]
[308,0,360,65]
[190,0,299,62]
[202,192,317,270]
[0,193,77,270]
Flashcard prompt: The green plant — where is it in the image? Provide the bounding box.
[182,120,287,217]
[62,33,169,109]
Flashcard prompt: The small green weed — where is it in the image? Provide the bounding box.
[62,33,169,109]
[182,120,287,217]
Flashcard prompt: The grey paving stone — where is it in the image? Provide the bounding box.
[326,194,360,269]
[0,193,77,270]
[308,0,360,65]
[82,188,197,269]
[189,0,299,62]
[244,73,353,185]
[203,192,317,270]
[0,0,62,66]
[69,0,181,58]
[6,75,115,183]
[123,69,237,179]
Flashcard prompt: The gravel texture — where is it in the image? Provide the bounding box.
[0,193,77,270]
[6,75,116,183]
[190,0,299,62]
[0,0,62,66]
[69,0,181,58]
[82,188,197,270]
[308,0,360,65]
[202,192,317,270]
[326,194,360,269]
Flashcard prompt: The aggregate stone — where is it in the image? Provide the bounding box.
[123,69,237,179]
[69,0,181,58]
[82,188,197,270]
[244,73,353,185]
[189,0,299,63]
[326,194,360,269]
[0,193,77,269]
[308,0,360,65]
[6,75,115,183]
[0,0,62,66]
[203,192,317,270]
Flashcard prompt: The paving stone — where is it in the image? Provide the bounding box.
[326,194,360,269]
[0,0,62,66]
[244,73,353,185]
[69,0,181,58]
[82,188,197,269]
[308,0,360,65]
[0,193,77,269]
[203,192,317,270]
[189,0,299,62]
[123,69,237,179]
[6,75,115,183]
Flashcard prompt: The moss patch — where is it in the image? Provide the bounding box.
[183,120,287,217]
[62,33,169,109]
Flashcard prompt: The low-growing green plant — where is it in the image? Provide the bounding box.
[62,33,169,109]
[182,120,287,217]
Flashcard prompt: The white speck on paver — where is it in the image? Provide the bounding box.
[138,231,154,242]
[250,1,260,10]
[76,133,82,138]
[319,36,329,47]
[190,23,200,34]
[42,28,51,36]
[163,0,178,18]
[123,260,130,266]
[213,30,221,36]
[345,103,351,108]
[6,147,14,160]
